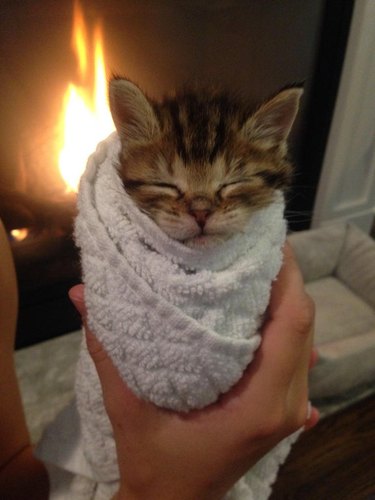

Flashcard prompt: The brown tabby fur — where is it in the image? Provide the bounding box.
[109,79,302,247]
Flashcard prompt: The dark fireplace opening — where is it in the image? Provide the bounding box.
[0,0,354,348]
[4,194,81,349]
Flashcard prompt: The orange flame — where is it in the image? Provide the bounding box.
[72,0,88,79]
[11,228,29,242]
[58,1,114,193]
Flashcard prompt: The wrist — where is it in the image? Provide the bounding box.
[114,481,225,500]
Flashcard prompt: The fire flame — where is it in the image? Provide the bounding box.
[58,1,114,193]
[11,228,29,242]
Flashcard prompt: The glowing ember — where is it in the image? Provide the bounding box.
[58,1,114,193]
[11,228,29,242]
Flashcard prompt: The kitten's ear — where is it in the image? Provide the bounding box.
[109,78,160,146]
[241,87,303,153]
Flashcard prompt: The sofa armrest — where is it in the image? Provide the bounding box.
[336,224,375,310]
[287,224,346,283]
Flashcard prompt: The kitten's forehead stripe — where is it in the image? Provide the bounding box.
[167,100,186,160]
[209,99,229,164]
[161,93,240,165]
[186,93,209,162]
[206,103,220,158]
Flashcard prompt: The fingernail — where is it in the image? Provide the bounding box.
[309,349,319,369]
[304,405,320,430]
[306,400,312,420]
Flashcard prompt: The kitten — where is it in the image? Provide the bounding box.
[109,78,302,248]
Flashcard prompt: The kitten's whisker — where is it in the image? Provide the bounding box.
[284,208,313,224]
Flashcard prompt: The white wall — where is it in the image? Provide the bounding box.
[312,0,375,233]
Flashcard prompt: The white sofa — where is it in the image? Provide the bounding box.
[288,223,375,400]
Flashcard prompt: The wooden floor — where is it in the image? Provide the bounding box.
[270,395,375,500]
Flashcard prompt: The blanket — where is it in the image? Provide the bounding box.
[70,132,297,497]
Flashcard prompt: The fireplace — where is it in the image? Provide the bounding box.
[0,0,354,348]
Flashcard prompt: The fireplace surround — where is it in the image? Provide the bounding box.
[0,0,354,348]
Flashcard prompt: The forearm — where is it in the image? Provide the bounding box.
[0,352,49,500]
[0,444,49,500]
[0,354,30,468]
[0,220,49,499]
[111,447,255,500]
[0,219,28,467]
[113,485,223,500]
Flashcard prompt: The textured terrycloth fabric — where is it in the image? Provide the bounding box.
[73,132,297,496]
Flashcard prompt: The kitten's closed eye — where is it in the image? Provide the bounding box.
[130,179,261,199]
[218,180,252,199]
[146,183,183,199]
[126,181,182,199]
[219,181,246,190]
[150,182,181,191]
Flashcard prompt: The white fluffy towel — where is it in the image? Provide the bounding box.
[73,133,298,498]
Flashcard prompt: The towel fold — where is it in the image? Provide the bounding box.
[69,132,296,496]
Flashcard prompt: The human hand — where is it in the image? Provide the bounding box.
[69,243,318,500]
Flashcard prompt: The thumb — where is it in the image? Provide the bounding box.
[68,284,87,318]
[68,285,112,367]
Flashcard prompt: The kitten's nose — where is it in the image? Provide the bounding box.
[189,197,212,229]
[190,209,211,229]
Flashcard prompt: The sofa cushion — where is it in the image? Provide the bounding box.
[307,274,375,399]
[309,329,375,399]
[289,223,375,401]
[306,277,375,345]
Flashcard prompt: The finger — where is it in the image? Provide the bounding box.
[68,287,111,367]
[264,243,315,367]
[247,245,314,395]
[303,406,320,431]
[68,284,87,318]
[284,339,313,428]
[262,306,314,380]
[267,242,306,320]
[85,326,111,364]
[309,348,319,370]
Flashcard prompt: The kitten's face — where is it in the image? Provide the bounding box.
[118,141,289,248]
[109,81,302,248]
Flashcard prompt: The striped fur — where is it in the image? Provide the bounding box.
[109,79,302,247]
